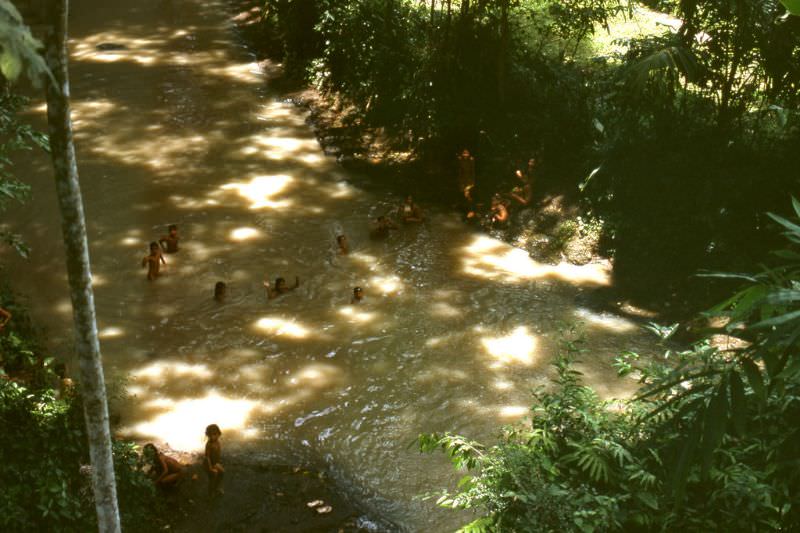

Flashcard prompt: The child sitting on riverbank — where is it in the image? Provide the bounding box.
[205,424,224,497]
[143,443,184,489]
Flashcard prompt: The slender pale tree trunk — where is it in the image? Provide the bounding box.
[43,1,121,531]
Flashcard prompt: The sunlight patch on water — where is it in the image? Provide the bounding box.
[369,274,404,295]
[229,227,261,241]
[574,308,637,333]
[287,364,343,388]
[125,390,259,451]
[324,181,356,199]
[220,175,293,209]
[120,237,140,246]
[71,99,117,126]
[206,62,263,84]
[254,317,311,339]
[131,361,213,381]
[481,326,539,367]
[248,132,320,161]
[98,326,124,339]
[338,306,378,323]
[415,366,470,384]
[498,405,529,419]
[461,235,610,286]
[429,301,461,318]
[493,379,513,390]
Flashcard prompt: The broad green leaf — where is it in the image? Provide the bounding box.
[701,379,728,478]
[751,308,800,329]
[741,358,766,404]
[780,0,800,16]
[767,212,800,238]
[728,370,746,436]
[0,51,21,80]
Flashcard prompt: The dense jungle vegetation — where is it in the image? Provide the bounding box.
[259,0,800,308]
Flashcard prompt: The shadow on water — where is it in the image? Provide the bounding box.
[2,0,664,530]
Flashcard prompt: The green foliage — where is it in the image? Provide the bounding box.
[0,288,160,532]
[0,0,52,86]
[420,204,800,530]
[0,93,48,258]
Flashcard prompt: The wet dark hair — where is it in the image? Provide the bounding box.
[353,287,363,295]
[336,235,346,244]
[149,241,159,249]
[143,443,162,473]
[377,216,386,222]
[275,277,286,289]
[168,224,178,232]
[205,424,221,438]
[214,281,226,298]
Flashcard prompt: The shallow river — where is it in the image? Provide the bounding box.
[4,0,659,530]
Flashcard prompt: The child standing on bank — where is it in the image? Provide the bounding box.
[204,424,224,496]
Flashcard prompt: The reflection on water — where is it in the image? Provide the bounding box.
[2,0,660,530]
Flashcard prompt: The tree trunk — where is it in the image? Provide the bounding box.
[43,1,122,532]
[430,0,436,26]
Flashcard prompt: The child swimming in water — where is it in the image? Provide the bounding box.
[264,274,300,299]
[141,242,166,280]
[159,224,179,253]
[351,286,364,304]
[398,196,424,223]
[370,215,397,239]
[336,234,349,255]
[213,281,226,302]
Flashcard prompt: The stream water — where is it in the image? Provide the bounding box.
[4,0,660,530]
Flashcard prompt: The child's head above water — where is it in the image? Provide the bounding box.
[149,241,159,252]
[168,224,178,235]
[214,281,226,301]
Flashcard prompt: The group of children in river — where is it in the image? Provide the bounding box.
[136,149,532,497]
[140,194,428,308]
[457,149,537,228]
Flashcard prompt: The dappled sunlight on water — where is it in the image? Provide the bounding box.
[220,175,294,209]
[229,226,262,241]
[461,234,610,285]
[575,307,638,333]
[122,390,260,451]
[480,326,539,368]
[253,317,313,339]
